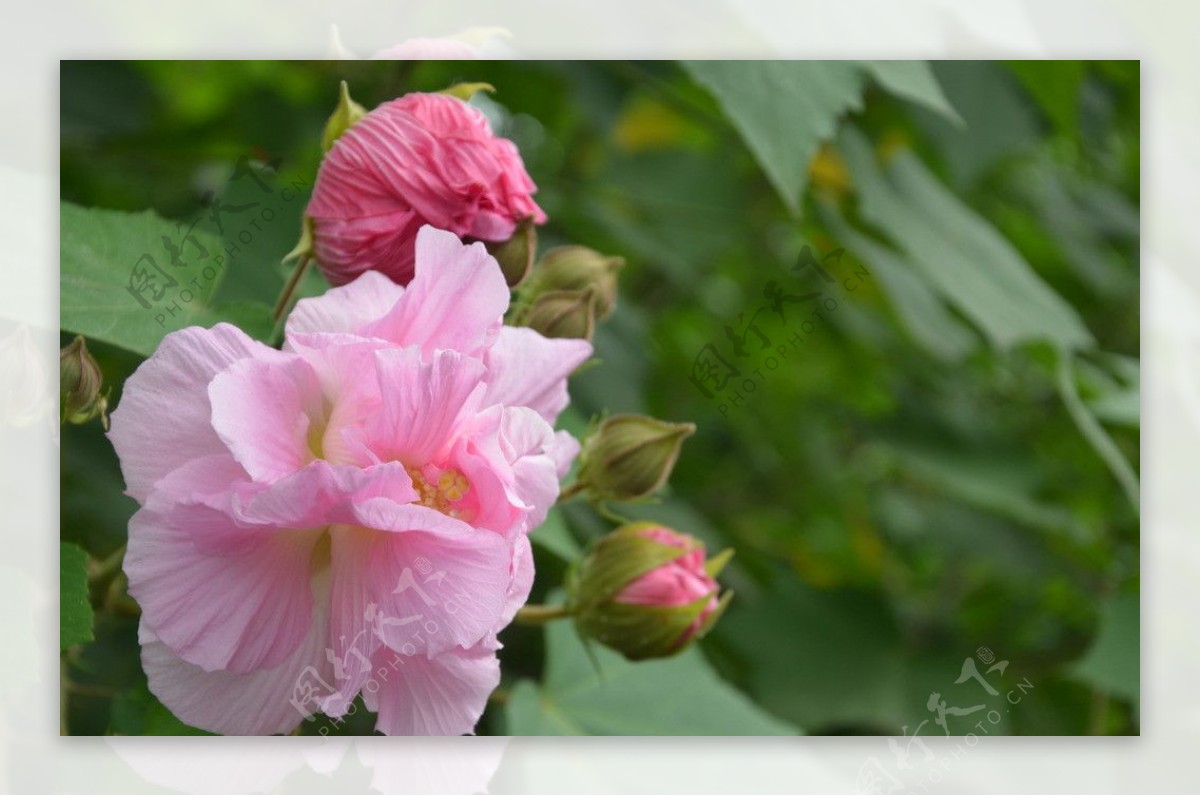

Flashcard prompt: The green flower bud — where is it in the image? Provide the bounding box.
[568,522,733,661]
[485,215,537,287]
[577,414,695,502]
[521,287,598,341]
[321,80,367,153]
[528,245,624,319]
[60,336,108,429]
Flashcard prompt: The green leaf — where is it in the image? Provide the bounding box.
[717,579,906,731]
[110,684,214,735]
[60,543,93,649]
[60,202,274,358]
[680,61,960,215]
[682,61,865,216]
[838,126,1094,351]
[529,506,582,562]
[861,61,964,126]
[504,614,797,735]
[820,201,978,362]
[1073,590,1139,705]
[1005,60,1088,138]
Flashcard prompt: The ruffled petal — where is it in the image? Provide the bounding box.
[139,569,335,736]
[286,271,406,339]
[125,504,322,674]
[208,353,323,483]
[364,642,500,736]
[368,347,486,466]
[483,327,592,422]
[107,323,282,502]
[362,226,508,358]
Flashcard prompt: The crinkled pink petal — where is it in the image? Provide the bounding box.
[483,327,592,423]
[138,569,334,736]
[363,642,500,736]
[500,534,534,626]
[344,497,512,657]
[286,271,406,339]
[208,353,323,483]
[361,227,507,358]
[126,506,322,675]
[108,323,285,502]
[368,346,486,466]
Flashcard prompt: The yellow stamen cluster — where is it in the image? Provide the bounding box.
[407,466,471,519]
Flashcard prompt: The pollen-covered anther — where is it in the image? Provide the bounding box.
[407,465,472,519]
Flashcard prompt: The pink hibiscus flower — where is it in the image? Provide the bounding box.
[306,92,547,286]
[109,227,590,735]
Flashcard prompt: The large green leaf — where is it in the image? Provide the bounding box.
[1072,590,1139,705]
[60,202,274,358]
[681,61,960,215]
[504,615,797,735]
[860,61,963,125]
[60,543,93,650]
[837,127,1094,351]
[529,506,583,562]
[1005,60,1088,138]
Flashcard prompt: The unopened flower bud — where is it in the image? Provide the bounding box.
[568,522,732,661]
[521,288,598,341]
[528,246,624,319]
[321,80,367,153]
[577,414,694,501]
[485,215,537,287]
[60,336,108,429]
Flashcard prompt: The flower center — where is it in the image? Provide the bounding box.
[406,465,474,521]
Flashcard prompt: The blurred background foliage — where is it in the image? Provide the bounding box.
[60,59,1139,736]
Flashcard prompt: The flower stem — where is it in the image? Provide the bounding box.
[273,255,312,324]
[514,603,571,625]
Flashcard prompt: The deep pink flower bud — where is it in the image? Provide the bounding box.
[305,92,546,286]
[568,522,732,661]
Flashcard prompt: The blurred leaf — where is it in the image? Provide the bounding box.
[861,61,963,125]
[505,613,797,735]
[821,202,977,361]
[60,202,274,357]
[911,61,1040,189]
[1005,60,1087,138]
[681,61,960,215]
[529,507,582,562]
[60,543,93,649]
[839,127,1094,351]
[718,578,905,730]
[1072,590,1139,704]
[110,684,214,735]
[1085,355,1139,429]
[682,61,866,216]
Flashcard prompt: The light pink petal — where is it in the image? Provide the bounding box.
[323,526,380,717]
[288,335,391,467]
[362,226,508,357]
[482,327,592,422]
[369,347,486,466]
[548,430,581,479]
[209,353,324,482]
[126,505,321,674]
[364,643,500,736]
[346,497,511,657]
[285,270,405,338]
[107,324,282,502]
[138,570,336,736]
[500,534,534,625]
[232,460,418,530]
